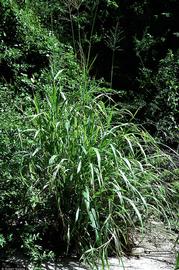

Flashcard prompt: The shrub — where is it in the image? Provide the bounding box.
[0,0,79,96]
[135,40,179,147]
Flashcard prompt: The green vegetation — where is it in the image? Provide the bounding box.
[0,0,178,269]
[175,253,179,270]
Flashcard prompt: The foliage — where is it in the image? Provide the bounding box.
[1,67,177,268]
[135,47,179,146]
[0,0,79,95]
[175,252,179,270]
[0,0,179,268]
[20,0,122,69]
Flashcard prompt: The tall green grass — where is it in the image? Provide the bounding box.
[19,71,175,268]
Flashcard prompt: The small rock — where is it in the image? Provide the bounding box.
[150,221,163,226]
[131,247,145,256]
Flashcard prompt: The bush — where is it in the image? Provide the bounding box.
[135,40,179,147]
[0,0,79,96]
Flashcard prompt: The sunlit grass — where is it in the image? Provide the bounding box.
[18,71,176,268]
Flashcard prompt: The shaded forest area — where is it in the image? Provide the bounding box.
[1,0,179,146]
[0,0,179,268]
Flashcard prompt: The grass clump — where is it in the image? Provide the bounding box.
[9,71,174,268]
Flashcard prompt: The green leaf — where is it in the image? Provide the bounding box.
[83,186,90,211]
[175,253,179,270]
[77,159,82,174]
[75,207,80,223]
[54,69,64,81]
[49,155,58,165]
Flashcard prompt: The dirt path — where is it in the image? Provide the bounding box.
[40,256,175,270]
